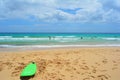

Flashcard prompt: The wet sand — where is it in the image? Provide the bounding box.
[0,47,120,80]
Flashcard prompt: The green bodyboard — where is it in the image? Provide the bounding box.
[20,62,37,77]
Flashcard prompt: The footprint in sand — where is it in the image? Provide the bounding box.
[102,59,108,64]
[76,71,80,74]
[96,74,110,80]
[92,68,97,73]
[113,60,116,63]
[12,63,25,76]
[0,62,3,71]
[83,76,96,80]
[3,62,13,69]
[0,66,3,71]
[81,65,89,70]
[95,62,100,66]
[112,62,118,70]
[37,59,47,74]
[91,66,97,73]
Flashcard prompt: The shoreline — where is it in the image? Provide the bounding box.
[0,46,120,52]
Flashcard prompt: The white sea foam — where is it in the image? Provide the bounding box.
[0,36,12,38]
[54,37,79,41]
[0,37,49,41]
[0,44,120,48]
[24,36,29,38]
[0,36,79,41]
[25,44,120,48]
[0,45,16,48]
[55,36,76,38]
[64,36,76,38]
[102,38,120,40]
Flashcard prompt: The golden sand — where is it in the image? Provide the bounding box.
[0,47,120,80]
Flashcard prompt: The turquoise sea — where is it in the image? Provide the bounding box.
[0,33,120,48]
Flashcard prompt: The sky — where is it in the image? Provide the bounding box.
[0,0,120,33]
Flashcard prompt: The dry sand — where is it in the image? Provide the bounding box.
[0,47,120,80]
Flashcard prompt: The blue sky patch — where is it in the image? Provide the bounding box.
[59,8,81,14]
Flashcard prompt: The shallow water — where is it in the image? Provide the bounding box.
[0,33,120,47]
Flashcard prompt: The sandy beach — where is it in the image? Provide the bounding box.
[0,47,120,80]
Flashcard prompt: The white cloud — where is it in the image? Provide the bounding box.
[0,0,120,23]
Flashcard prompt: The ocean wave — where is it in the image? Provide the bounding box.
[102,38,120,40]
[0,36,80,41]
[24,36,29,38]
[0,36,12,38]
[0,37,49,41]
[54,37,79,41]
[0,36,120,42]
[0,45,16,48]
[54,36,77,38]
